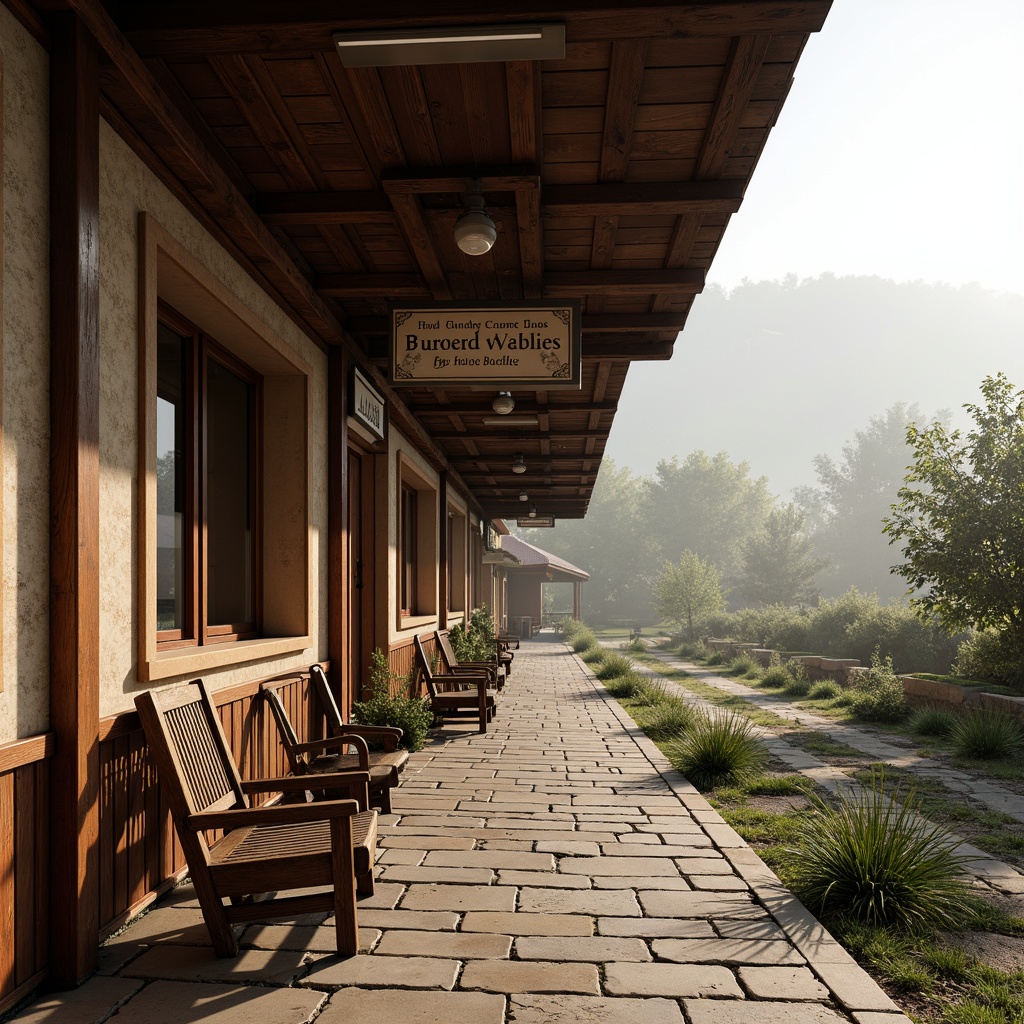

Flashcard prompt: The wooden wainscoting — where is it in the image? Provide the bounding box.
[389,634,437,697]
[96,669,322,938]
[0,733,53,1015]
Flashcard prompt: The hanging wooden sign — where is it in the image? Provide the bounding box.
[389,301,581,388]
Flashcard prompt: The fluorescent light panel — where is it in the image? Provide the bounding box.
[334,23,565,67]
[481,416,539,426]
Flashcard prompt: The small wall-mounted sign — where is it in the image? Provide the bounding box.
[389,302,581,388]
[351,367,386,442]
[517,516,555,528]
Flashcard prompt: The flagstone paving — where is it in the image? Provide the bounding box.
[13,636,912,1024]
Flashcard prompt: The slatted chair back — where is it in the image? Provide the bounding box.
[136,679,248,862]
[261,686,305,775]
[412,633,440,700]
[435,631,460,673]
[309,663,346,734]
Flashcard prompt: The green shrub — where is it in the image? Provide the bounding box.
[909,707,958,737]
[581,647,605,665]
[644,698,695,741]
[808,680,843,700]
[833,689,855,707]
[788,770,972,929]
[621,636,647,654]
[728,653,759,678]
[850,654,909,723]
[677,641,705,660]
[352,648,434,751]
[951,709,1024,760]
[954,629,1024,690]
[705,651,725,666]
[448,609,497,662]
[760,661,793,689]
[560,616,586,640]
[666,711,766,791]
[783,673,812,697]
[596,653,633,680]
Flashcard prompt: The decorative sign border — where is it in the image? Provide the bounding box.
[389,301,581,388]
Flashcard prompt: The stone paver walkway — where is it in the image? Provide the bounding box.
[15,637,910,1024]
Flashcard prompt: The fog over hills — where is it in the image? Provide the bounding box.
[605,275,1024,498]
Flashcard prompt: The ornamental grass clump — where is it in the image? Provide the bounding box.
[808,680,843,700]
[644,697,695,741]
[631,678,671,707]
[951,708,1024,760]
[603,671,646,699]
[667,710,766,791]
[581,646,606,665]
[910,707,958,737]
[759,660,793,689]
[783,671,812,697]
[571,631,598,654]
[596,653,633,680]
[788,770,973,930]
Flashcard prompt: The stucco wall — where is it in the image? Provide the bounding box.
[0,9,49,743]
[98,123,329,717]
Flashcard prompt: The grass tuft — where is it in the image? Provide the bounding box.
[643,697,695,741]
[595,653,634,680]
[910,707,958,737]
[788,769,973,930]
[808,680,843,700]
[666,711,766,791]
[951,708,1024,760]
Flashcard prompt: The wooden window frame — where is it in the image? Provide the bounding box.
[399,483,417,617]
[139,213,312,682]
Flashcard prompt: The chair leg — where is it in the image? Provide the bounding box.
[330,817,359,956]
[478,692,487,733]
[379,786,392,815]
[194,878,239,957]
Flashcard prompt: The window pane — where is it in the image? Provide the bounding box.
[206,357,254,627]
[156,323,187,633]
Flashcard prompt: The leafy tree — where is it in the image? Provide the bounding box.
[653,550,728,641]
[796,403,942,600]
[884,374,1024,657]
[514,459,653,623]
[644,451,773,582]
[737,504,826,607]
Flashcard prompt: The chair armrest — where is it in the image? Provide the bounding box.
[436,677,489,696]
[339,724,403,750]
[188,798,362,830]
[240,772,370,795]
[287,733,370,767]
[451,661,497,671]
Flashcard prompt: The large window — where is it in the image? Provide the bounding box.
[140,213,312,682]
[156,306,260,648]
[396,456,438,625]
[447,508,466,613]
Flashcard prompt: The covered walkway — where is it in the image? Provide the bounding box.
[16,638,905,1024]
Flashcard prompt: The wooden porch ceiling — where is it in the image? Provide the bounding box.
[76,0,831,519]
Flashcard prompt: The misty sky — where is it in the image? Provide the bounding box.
[604,0,1024,498]
[708,0,1024,295]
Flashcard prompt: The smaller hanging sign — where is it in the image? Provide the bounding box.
[517,516,555,528]
[389,301,581,388]
[351,367,386,442]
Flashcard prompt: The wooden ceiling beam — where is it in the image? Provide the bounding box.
[121,4,832,56]
[545,268,704,295]
[543,180,744,216]
[383,167,540,195]
[584,338,674,360]
[433,429,609,440]
[317,273,431,297]
[254,192,394,225]
[506,62,543,299]
[419,400,618,416]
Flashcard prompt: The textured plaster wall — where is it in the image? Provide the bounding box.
[0,10,49,743]
[99,121,329,717]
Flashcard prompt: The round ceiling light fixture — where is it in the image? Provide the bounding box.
[491,391,515,415]
[512,452,526,474]
[528,506,537,518]
[454,180,497,255]
[519,491,529,502]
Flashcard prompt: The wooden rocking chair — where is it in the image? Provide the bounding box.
[135,679,377,957]
[413,632,496,734]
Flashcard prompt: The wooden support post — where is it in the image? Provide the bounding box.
[327,346,348,710]
[48,11,101,986]
[438,472,448,629]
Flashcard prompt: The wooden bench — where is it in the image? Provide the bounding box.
[135,678,377,957]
